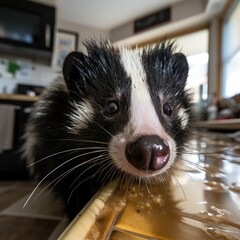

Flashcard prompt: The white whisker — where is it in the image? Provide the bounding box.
[28,146,107,167]
[42,138,109,145]
[69,154,110,189]
[23,149,107,208]
[93,120,113,137]
[66,157,113,203]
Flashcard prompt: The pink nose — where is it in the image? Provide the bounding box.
[125,135,169,171]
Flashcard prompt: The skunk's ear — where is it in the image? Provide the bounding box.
[170,53,189,84]
[63,51,86,93]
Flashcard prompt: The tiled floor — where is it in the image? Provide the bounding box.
[0,181,68,240]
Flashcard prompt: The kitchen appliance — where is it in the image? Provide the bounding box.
[0,0,56,63]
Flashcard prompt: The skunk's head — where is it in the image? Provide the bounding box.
[63,41,192,180]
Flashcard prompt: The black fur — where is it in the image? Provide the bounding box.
[24,40,192,220]
[143,42,192,145]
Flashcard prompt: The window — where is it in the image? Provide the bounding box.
[174,29,209,104]
[222,1,240,98]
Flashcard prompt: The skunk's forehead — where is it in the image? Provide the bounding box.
[83,41,185,97]
[69,42,190,140]
[82,41,189,106]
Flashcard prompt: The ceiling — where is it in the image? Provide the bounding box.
[57,0,227,47]
[58,0,184,30]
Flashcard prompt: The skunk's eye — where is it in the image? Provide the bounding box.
[104,101,119,116]
[163,103,173,117]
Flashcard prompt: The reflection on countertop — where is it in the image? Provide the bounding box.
[60,130,240,240]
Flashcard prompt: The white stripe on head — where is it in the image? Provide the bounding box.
[120,48,160,135]
[108,48,177,178]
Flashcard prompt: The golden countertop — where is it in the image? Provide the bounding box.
[0,94,39,102]
[59,131,240,240]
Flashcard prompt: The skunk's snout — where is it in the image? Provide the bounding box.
[125,135,170,172]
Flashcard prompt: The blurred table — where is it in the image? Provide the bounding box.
[195,119,240,130]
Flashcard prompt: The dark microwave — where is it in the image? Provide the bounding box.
[0,0,55,52]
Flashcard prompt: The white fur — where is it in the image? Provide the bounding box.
[109,48,176,178]
[120,48,156,134]
[178,108,189,129]
[69,100,94,131]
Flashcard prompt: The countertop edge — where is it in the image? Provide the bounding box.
[0,94,39,102]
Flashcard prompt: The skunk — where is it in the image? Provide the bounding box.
[23,40,192,219]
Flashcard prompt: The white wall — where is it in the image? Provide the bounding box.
[58,20,109,52]
[110,0,207,44]
[175,29,209,56]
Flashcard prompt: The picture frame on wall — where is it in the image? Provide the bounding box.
[52,29,79,72]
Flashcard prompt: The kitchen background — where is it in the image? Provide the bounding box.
[0,0,234,97]
[0,0,240,239]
